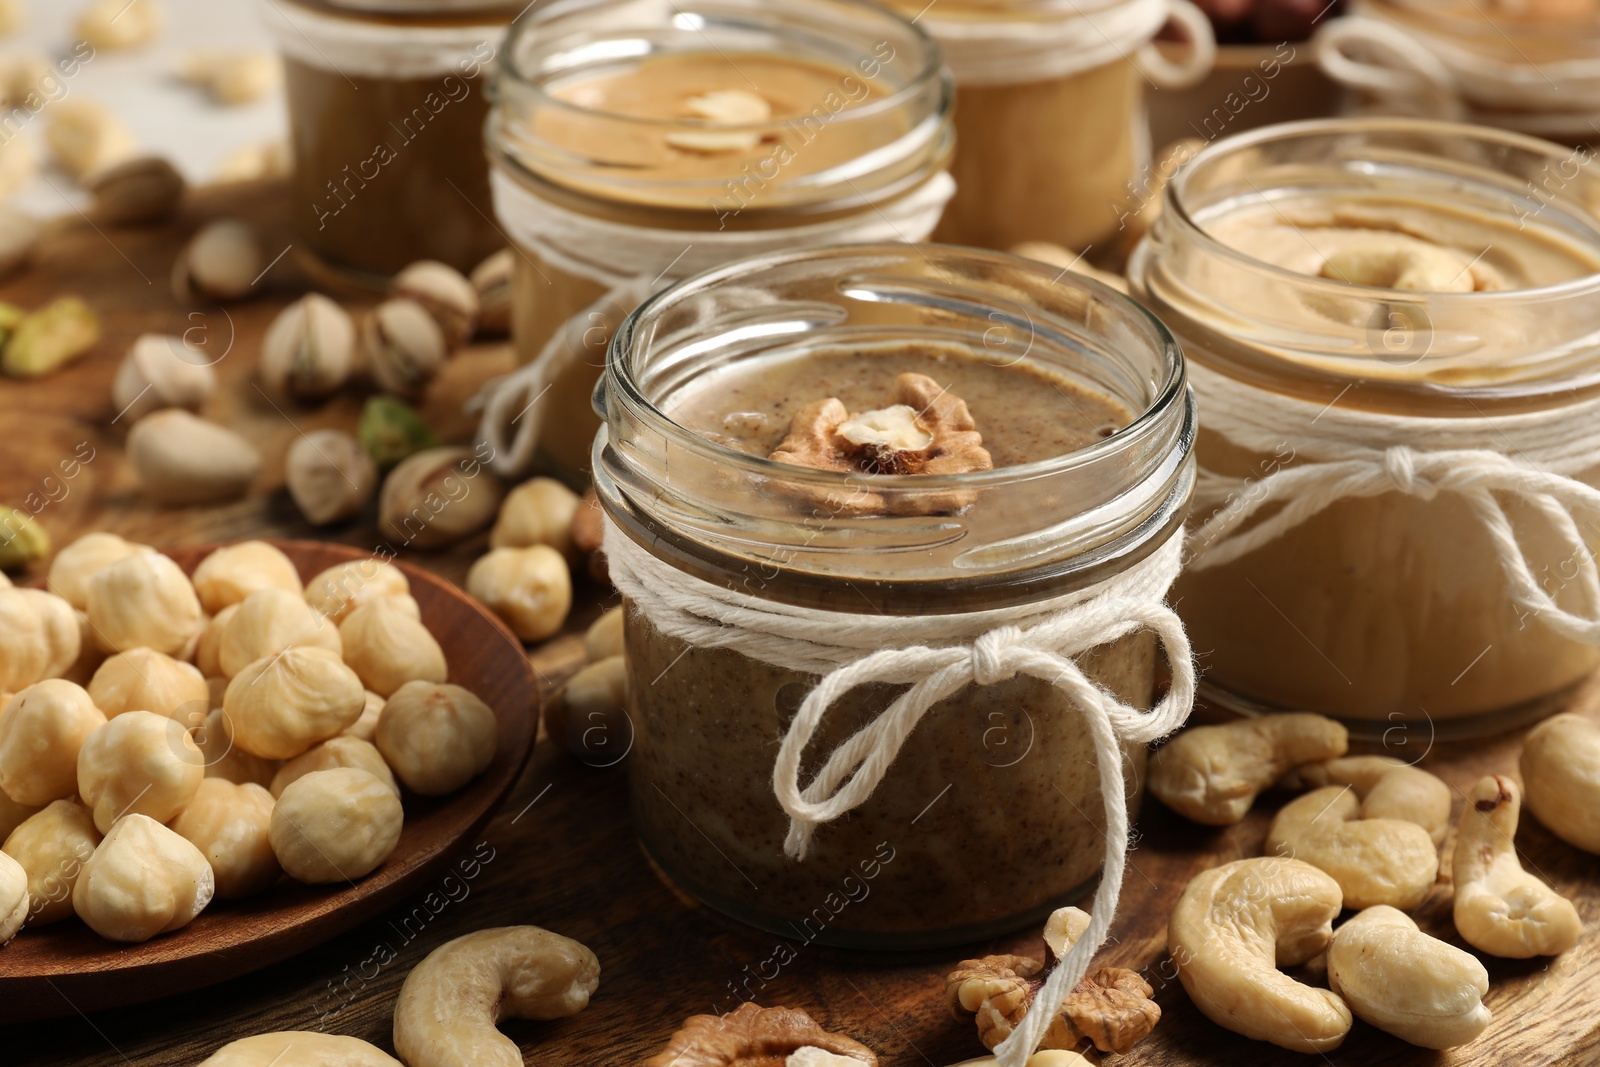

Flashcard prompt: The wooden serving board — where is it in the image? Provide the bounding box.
[1,182,1598,1066]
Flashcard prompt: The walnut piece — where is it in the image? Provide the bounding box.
[645,1003,876,1067]
[766,373,993,516]
[946,949,1160,1056]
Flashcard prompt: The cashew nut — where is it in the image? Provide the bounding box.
[1326,906,1490,1049]
[1266,785,1439,910]
[198,1032,401,1066]
[1453,774,1581,958]
[1168,857,1351,1053]
[1520,713,1600,854]
[392,926,600,1067]
[1149,713,1348,825]
[1284,755,1452,845]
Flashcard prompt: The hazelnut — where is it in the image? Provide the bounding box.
[12,587,82,679]
[260,293,356,401]
[585,607,624,663]
[47,531,150,611]
[0,135,36,204]
[340,689,385,742]
[1,799,101,927]
[74,814,214,943]
[271,735,397,798]
[363,299,447,397]
[195,604,235,678]
[86,155,185,226]
[76,710,204,832]
[0,589,52,691]
[490,477,580,555]
[127,409,262,505]
[0,208,41,279]
[46,99,137,180]
[304,558,410,625]
[223,646,366,760]
[87,647,208,722]
[111,333,216,423]
[286,429,377,526]
[2,296,101,379]
[192,540,303,614]
[374,680,496,796]
[270,767,403,883]
[217,587,342,679]
[545,656,627,766]
[0,850,24,944]
[172,218,263,303]
[470,249,512,337]
[339,598,447,697]
[392,261,478,348]
[379,446,506,550]
[85,550,203,657]
[194,706,279,789]
[466,546,572,642]
[214,140,291,183]
[77,0,164,52]
[0,786,40,845]
[169,778,279,899]
[0,680,106,806]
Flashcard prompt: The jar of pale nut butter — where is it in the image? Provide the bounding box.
[594,244,1196,947]
[479,0,955,484]
[1130,118,1600,736]
[879,0,1215,253]
[262,0,513,283]
[1317,0,1600,143]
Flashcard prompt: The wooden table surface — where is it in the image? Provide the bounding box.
[1,182,1597,1067]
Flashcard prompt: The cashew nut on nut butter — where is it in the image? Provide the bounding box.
[393,926,599,1067]
[1326,906,1491,1049]
[1266,785,1439,910]
[1149,713,1348,824]
[1168,857,1352,1053]
[1453,774,1581,958]
[1520,713,1600,853]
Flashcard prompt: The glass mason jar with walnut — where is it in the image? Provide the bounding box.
[482,0,955,484]
[1130,118,1600,737]
[594,244,1195,947]
[262,0,514,284]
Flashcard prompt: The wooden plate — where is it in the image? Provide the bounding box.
[0,540,539,1023]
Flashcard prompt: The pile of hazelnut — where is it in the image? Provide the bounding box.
[0,535,497,945]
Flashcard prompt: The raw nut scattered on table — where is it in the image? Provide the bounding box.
[374,680,496,796]
[1168,856,1352,1053]
[46,99,137,179]
[77,0,164,51]
[490,476,579,555]
[1452,774,1581,958]
[286,428,378,526]
[1,798,99,926]
[73,813,213,942]
[585,606,623,662]
[214,140,291,184]
[1520,712,1600,853]
[378,446,505,550]
[86,155,186,226]
[172,218,264,303]
[1325,905,1491,1049]
[177,51,281,106]
[260,293,357,402]
[339,597,447,697]
[1264,785,1439,911]
[466,544,572,641]
[392,926,600,1067]
[1282,754,1453,845]
[268,766,403,883]
[470,249,513,336]
[111,333,217,423]
[127,409,263,505]
[646,1002,877,1066]
[364,298,449,397]
[1148,711,1348,824]
[2,295,101,379]
[192,540,303,614]
[545,654,627,763]
[392,260,479,349]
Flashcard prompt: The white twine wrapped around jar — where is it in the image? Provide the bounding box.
[921,0,1216,89]
[473,169,956,476]
[259,0,504,79]
[604,517,1195,1067]
[1187,360,1600,642]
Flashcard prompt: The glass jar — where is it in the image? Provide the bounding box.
[880,0,1215,253]
[594,243,1195,947]
[1316,0,1600,144]
[483,0,954,483]
[262,0,514,284]
[1129,118,1600,736]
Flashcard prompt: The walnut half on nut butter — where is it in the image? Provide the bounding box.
[767,372,993,516]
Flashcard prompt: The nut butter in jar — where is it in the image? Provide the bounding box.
[482,0,954,483]
[595,244,1195,947]
[263,0,513,283]
[1130,118,1600,736]
[879,0,1215,252]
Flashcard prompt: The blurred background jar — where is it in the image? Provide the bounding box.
[1130,118,1600,737]
[877,0,1215,255]
[1315,0,1600,144]
[262,0,516,285]
[479,0,954,485]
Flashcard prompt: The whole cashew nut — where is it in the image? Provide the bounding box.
[1284,755,1452,845]
[1520,714,1600,854]
[392,926,600,1067]
[947,1055,1090,1067]
[1453,774,1581,958]
[1168,857,1351,1053]
[198,1032,401,1066]
[1149,713,1348,825]
[1326,906,1490,1049]
[1266,785,1439,910]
